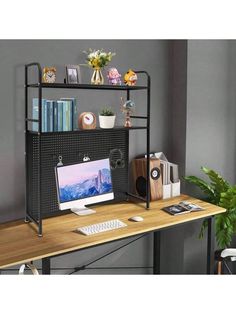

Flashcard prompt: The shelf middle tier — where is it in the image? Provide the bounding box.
[27,126,148,135]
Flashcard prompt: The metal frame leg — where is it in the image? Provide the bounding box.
[207,216,215,274]
[153,231,161,274]
[42,257,51,274]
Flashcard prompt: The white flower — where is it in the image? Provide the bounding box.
[88,52,96,59]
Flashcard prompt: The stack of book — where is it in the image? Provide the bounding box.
[32,98,78,132]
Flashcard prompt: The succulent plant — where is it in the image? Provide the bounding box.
[99,107,115,116]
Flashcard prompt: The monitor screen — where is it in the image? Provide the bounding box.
[56,158,113,204]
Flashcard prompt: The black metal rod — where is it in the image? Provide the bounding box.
[130,115,148,119]
[127,192,147,202]
[26,213,40,226]
[26,83,148,91]
[207,216,215,274]
[27,126,147,136]
[0,266,154,272]
[25,118,39,122]
[25,63,42,84]
[223,260,232,274]
[127,89,130,202]
[153,231,161,274]
[146,73,151,209]
[25,63,43,236]
[38,67,43,236]
[24,65,29,222]
[69,234,146,275]
[133,71,151,209]
[42,257,51,274]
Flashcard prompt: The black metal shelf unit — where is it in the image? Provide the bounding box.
[25,62,151,236]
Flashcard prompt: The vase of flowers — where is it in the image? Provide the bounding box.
[84,49,115,85]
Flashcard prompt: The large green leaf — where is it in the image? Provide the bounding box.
[184,175,215,201]
[201,167,230,201]
[185,167,236,249]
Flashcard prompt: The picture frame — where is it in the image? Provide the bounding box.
[65,65,81,84]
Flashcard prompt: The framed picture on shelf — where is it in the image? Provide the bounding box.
[65,65,81,84]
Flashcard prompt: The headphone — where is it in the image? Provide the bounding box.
[109,149,125,170]
[19,262,39,275]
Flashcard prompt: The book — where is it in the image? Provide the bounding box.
[60,98,78,130]
[32,98,76,132]
[46,100,54,132]
[62,100,72,131]
[57,101,64,131]
[161,201,204,216]
[178,201,204,212]
[32,98,47,132]
[53,101,58,131]
[32,98,39,132]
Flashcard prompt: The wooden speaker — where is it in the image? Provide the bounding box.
[131,157,163,201]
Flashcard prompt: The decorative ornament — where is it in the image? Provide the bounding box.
[78,112,96,130]
[120,97,135,128]
[42,67,56,83]
[124,69,137,86]
[107,67,121,85]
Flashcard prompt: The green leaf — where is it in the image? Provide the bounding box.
[185,167,236,249]
[201,167,230,202]
[184,175,215,201]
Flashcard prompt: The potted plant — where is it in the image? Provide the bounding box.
[184,166,236,249]
[99,107,116,129]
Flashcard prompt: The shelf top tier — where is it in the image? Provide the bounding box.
[26,83,148,91]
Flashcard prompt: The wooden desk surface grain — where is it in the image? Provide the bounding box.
[0,195,226,268]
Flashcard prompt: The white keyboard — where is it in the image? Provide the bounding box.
[77,219,127,236]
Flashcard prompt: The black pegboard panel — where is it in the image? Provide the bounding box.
[26,130,129,218]
[26,133,40,221]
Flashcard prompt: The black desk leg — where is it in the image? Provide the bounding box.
[207,216,215,274]
[153,231,161,274]
[42,257,51,275]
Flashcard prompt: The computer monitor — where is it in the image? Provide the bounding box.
[55,158,114,216]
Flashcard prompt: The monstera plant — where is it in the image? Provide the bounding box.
[185,167,236,249]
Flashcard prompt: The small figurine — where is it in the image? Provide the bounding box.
[107,67,122,85]
[120,97,135,128]
[124,69,137,86]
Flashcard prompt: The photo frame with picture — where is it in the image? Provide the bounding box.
[65,65,81,84]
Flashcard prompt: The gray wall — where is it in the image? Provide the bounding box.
[0,40,171,274]
[186,40,235,183]
[170,40,236,274]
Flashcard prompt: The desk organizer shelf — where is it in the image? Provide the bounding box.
[25,63,151,235]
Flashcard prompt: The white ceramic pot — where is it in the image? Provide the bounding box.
[99,115,116,129]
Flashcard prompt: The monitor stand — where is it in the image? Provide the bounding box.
[71,206,96,216]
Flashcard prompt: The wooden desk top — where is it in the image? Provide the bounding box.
[0,195,226,268]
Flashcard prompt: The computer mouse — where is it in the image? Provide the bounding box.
[129,216,144,222]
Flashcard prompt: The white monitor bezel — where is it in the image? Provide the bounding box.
[55,158,114,211]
